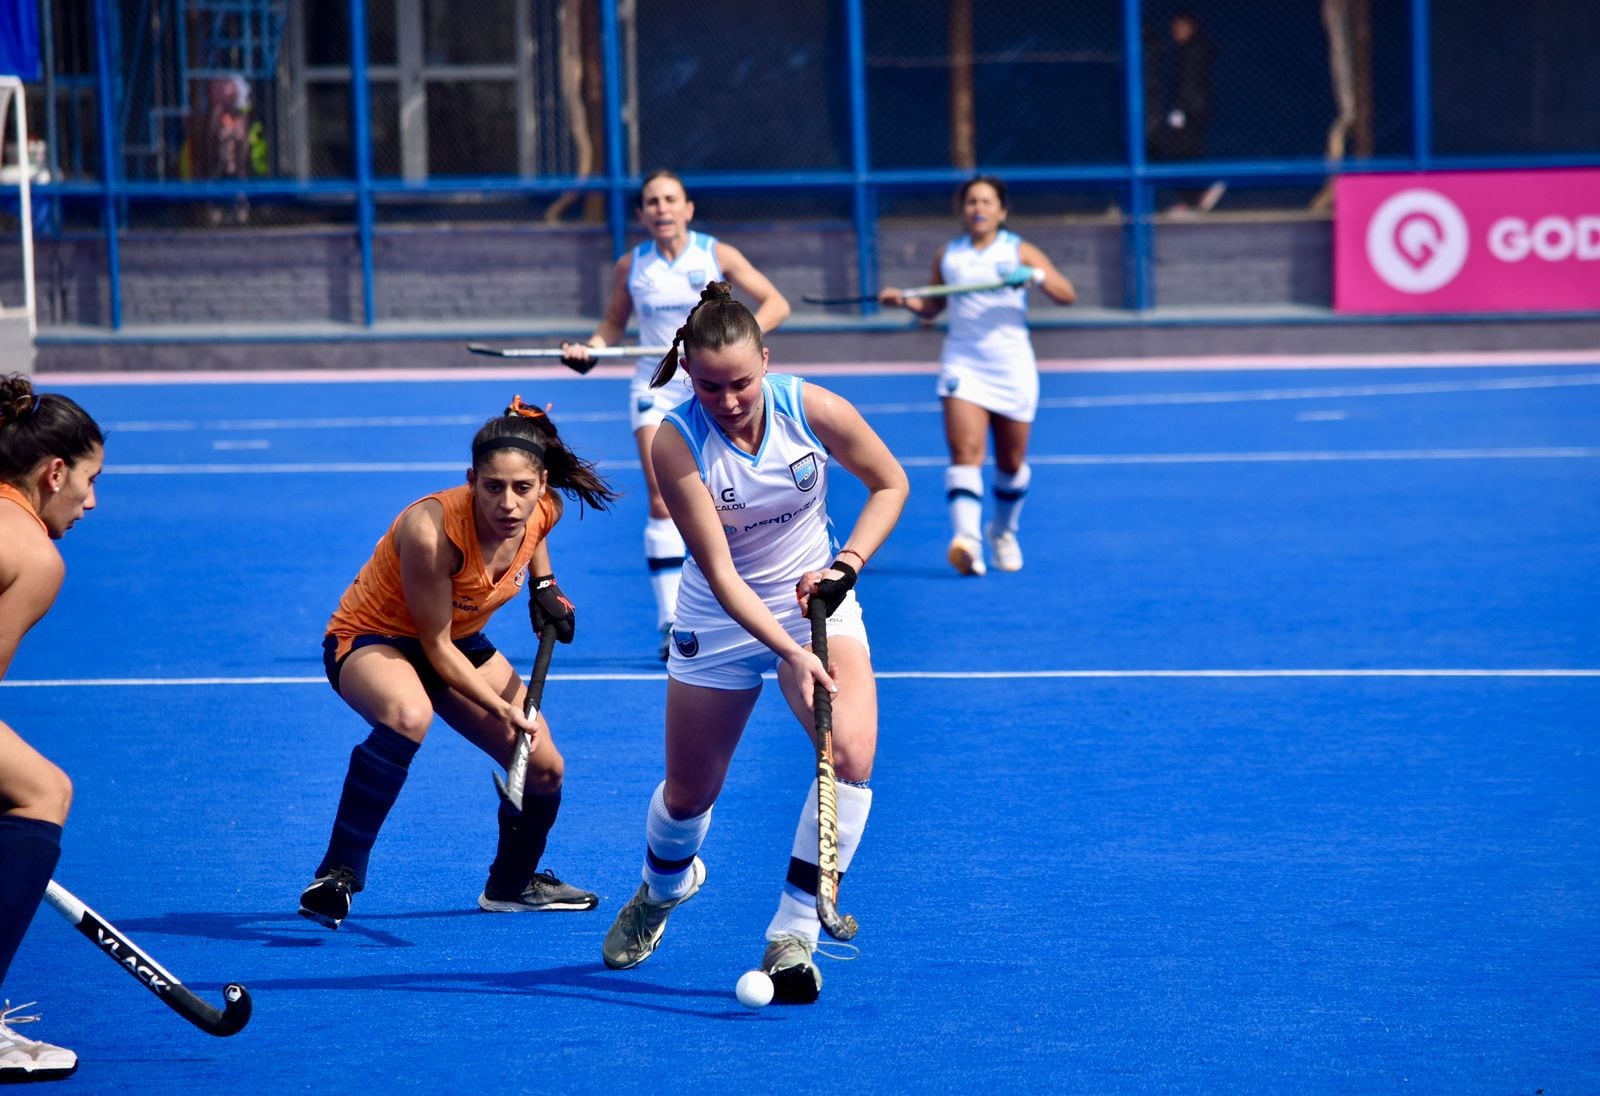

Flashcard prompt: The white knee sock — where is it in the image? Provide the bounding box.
[944,464,984,542]
[765,779,873,942]
[644,518,685,629]
[641,782,711,902]
[991,463,1031,534]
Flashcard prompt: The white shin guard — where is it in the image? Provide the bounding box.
[765,779,872,941]
[642,782,711,902]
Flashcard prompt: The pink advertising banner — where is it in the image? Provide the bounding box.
[1334,170,1600,314]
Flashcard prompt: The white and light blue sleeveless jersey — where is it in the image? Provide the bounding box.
[939,230,1036,369]
[629,232,722,387]
[662,373,833,635]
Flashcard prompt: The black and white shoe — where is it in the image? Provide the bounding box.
[298,866,359,929]
[478,869,599,912]
[762,934,823,1004]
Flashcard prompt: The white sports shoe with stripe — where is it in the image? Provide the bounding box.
[0,1002,77,1081]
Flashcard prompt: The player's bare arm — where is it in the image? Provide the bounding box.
[1018,241,1077,305]
[716,242,790,333]
[395,502,533,737]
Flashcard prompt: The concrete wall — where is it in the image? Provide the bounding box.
[13,217,1599,371]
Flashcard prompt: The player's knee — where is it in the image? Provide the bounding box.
[35,763,72,825]
[662,784,716,820]
[384,701,433,741]
[831,744,874,784]
[525,754,565,796]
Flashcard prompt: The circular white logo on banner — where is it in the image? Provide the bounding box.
[1365,189,1469,294]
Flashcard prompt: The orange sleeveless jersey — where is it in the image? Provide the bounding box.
[0,482,48,537]
[326,485,555,661]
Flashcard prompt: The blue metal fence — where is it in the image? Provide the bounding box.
[31,0,1600,329]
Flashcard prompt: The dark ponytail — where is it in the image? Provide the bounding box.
[649,280,764,388]
[470,396,620,514]
[0,373,104,485]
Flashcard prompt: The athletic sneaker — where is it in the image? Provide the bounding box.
[298,865,360,930]
[762,934,823,1004]
[0,1002,77,1082]
[657,621,674,662]
[987,526,1023,572]
[601,857,705,970]
[947,534,987,577]
[478,869,599,912]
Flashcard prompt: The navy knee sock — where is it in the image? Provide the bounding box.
[317,724,419,888]
[0,815,62,987]
[485,788,561,896]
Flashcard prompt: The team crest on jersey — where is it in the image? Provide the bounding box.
[514,567,527,588]
[672,629,700,658]
[687,268,707,288]
[789,452,819,492]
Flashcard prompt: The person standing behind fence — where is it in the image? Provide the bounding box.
[0,374,103,1082]
[879,175,1075,577]
[1149,12,1224,213]
[561,171,790,661]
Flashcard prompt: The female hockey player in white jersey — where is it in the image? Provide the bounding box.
[561,171,789,658]
[879,174,1076,577]
[600,282,907,1005]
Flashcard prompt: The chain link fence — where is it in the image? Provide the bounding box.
[9,0,1600,326]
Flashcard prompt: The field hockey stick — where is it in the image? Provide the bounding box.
[41,881,252,1037]
[493,622,558,814]
[808,598,859,942]
[802,276,1035,306]
[466,343,672,374]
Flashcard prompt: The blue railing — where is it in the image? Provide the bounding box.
[47,0,1600,330]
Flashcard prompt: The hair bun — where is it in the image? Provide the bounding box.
[702,280,733,303]
[0,373,35,427]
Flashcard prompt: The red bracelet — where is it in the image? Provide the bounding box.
[837,547,866,568]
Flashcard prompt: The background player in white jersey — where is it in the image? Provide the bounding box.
[600,283,907,1005]
[561,172,790,659]
[880,174,1076,577]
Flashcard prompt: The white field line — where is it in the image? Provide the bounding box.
[5,668,1598,688]
[39,348,1600,387]
[102,446,1600,475]
[97,371,1600,434]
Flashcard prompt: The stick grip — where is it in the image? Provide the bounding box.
[809,599,859,941]
[43,881,252,1037]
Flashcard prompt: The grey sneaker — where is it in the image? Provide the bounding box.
[601,857,705,970]
[0,1002,77,1081]
[298,865,360,930]
[478,868,599,912]
[762,934,823,1004]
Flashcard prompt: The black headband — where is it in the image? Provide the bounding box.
[472,436,546,465]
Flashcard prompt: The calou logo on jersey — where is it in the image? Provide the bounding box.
[789,452,818,492]
[672,629,700,658]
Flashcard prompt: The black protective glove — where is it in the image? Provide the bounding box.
[529,574,576,643]
[811,559,858,617]
[558,345,599,375]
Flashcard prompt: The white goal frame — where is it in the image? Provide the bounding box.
[0,74,36,372]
